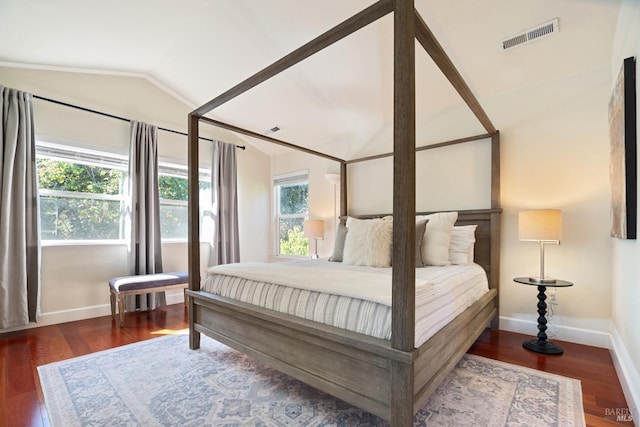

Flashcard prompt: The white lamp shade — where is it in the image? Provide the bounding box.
[303,220,325,240]
[519,210,562,242]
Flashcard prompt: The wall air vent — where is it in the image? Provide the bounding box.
[502,18,559,50]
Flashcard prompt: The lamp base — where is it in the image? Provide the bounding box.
[311,254,319,259]
[528,276,557,284]
[523,339,564,355]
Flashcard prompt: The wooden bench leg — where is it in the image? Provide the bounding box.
[110,289,116,320]
[118,293,126,327]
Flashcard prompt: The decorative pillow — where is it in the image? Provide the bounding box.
[328,223,348,262]
[416,211,458,266]
[449,225,477,265]
[415,219,428,267]
[343,217,393,267]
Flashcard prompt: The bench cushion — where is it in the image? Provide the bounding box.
[109,272,188,292]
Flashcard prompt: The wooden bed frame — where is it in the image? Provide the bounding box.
[186,1,501,425]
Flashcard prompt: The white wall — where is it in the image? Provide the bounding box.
[348,139,492,214]
[609,0,640,420]
[274,60,614,343]
[495,65,614,346]
[0,66,271,328]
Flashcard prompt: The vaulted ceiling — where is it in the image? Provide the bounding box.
[0,0,622,158]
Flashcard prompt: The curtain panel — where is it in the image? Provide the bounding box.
[209,141,240,266]
[0,86,41,329]
[127,120,165,311]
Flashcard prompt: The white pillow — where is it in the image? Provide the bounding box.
[449,225,477,265]
[416,211,458,266]
[343,217,393,267]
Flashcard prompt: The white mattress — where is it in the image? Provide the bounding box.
[202,259,488,348]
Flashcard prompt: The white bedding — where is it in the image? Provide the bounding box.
[203,259,488,347]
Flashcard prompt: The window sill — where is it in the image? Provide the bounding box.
[42,239,212,247]
[42,240,127,247]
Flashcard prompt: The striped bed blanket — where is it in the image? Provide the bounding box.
[202,260,488,347]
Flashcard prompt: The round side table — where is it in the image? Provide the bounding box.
[514,277,573,355]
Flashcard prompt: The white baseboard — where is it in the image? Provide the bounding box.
[0,292,186,334]
[610,325,640,423]
[499,316,612,348]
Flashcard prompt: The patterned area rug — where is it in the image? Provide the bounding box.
[38,333,585,426]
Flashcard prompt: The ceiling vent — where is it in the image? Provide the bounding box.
[501,18,559,50]
[264,126,280,135]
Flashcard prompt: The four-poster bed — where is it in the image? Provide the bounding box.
[186,0,501,425]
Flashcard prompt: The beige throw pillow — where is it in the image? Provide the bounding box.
[417,211,458,266]
[343,217,393,267]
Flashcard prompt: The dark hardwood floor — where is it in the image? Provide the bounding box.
[0,304,633,427]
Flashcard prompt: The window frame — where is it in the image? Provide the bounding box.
[36,140,212,245]
[273,170,309,257]
[36,141,128,246]
[156,163,211,243]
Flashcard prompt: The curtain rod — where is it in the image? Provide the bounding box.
[32,95,246,150]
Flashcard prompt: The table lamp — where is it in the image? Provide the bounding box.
[303,219,324,259]
[518,209,562,283]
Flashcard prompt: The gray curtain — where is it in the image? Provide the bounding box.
[209,141,240,266]
[127,120,165,311]
[0,86,41,329]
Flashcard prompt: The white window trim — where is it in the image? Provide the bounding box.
[36,140,213,245]
[273,170,309,257]
[37,141,128,244]
[39,189,123,202]
[157,161,211,242]
[36,140,128,170]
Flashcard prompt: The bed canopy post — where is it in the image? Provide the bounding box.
[339,162,347,220]
[188,113,201,350]
[490,130,501,329]
[391,0,416,352]
[390,0,416,424]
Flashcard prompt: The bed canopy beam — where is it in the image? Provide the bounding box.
[199,117,344,163]
[414,12,496,134]
[190,0,393,118]
[345,132,493,165]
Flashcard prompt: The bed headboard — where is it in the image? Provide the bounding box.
[342,208,501,291]
[453,209,499,286]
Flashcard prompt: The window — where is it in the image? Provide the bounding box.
[157,164,211,240]
[37,143,128,242]
[274,171,309,256]
[36,141,211,243]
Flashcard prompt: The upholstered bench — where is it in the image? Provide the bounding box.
[109,271,189,327]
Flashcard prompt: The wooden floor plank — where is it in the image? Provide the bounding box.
[0,304,633,426]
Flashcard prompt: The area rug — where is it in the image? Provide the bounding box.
[38,333,585,426]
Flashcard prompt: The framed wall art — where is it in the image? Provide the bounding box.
[609,56,637,239]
